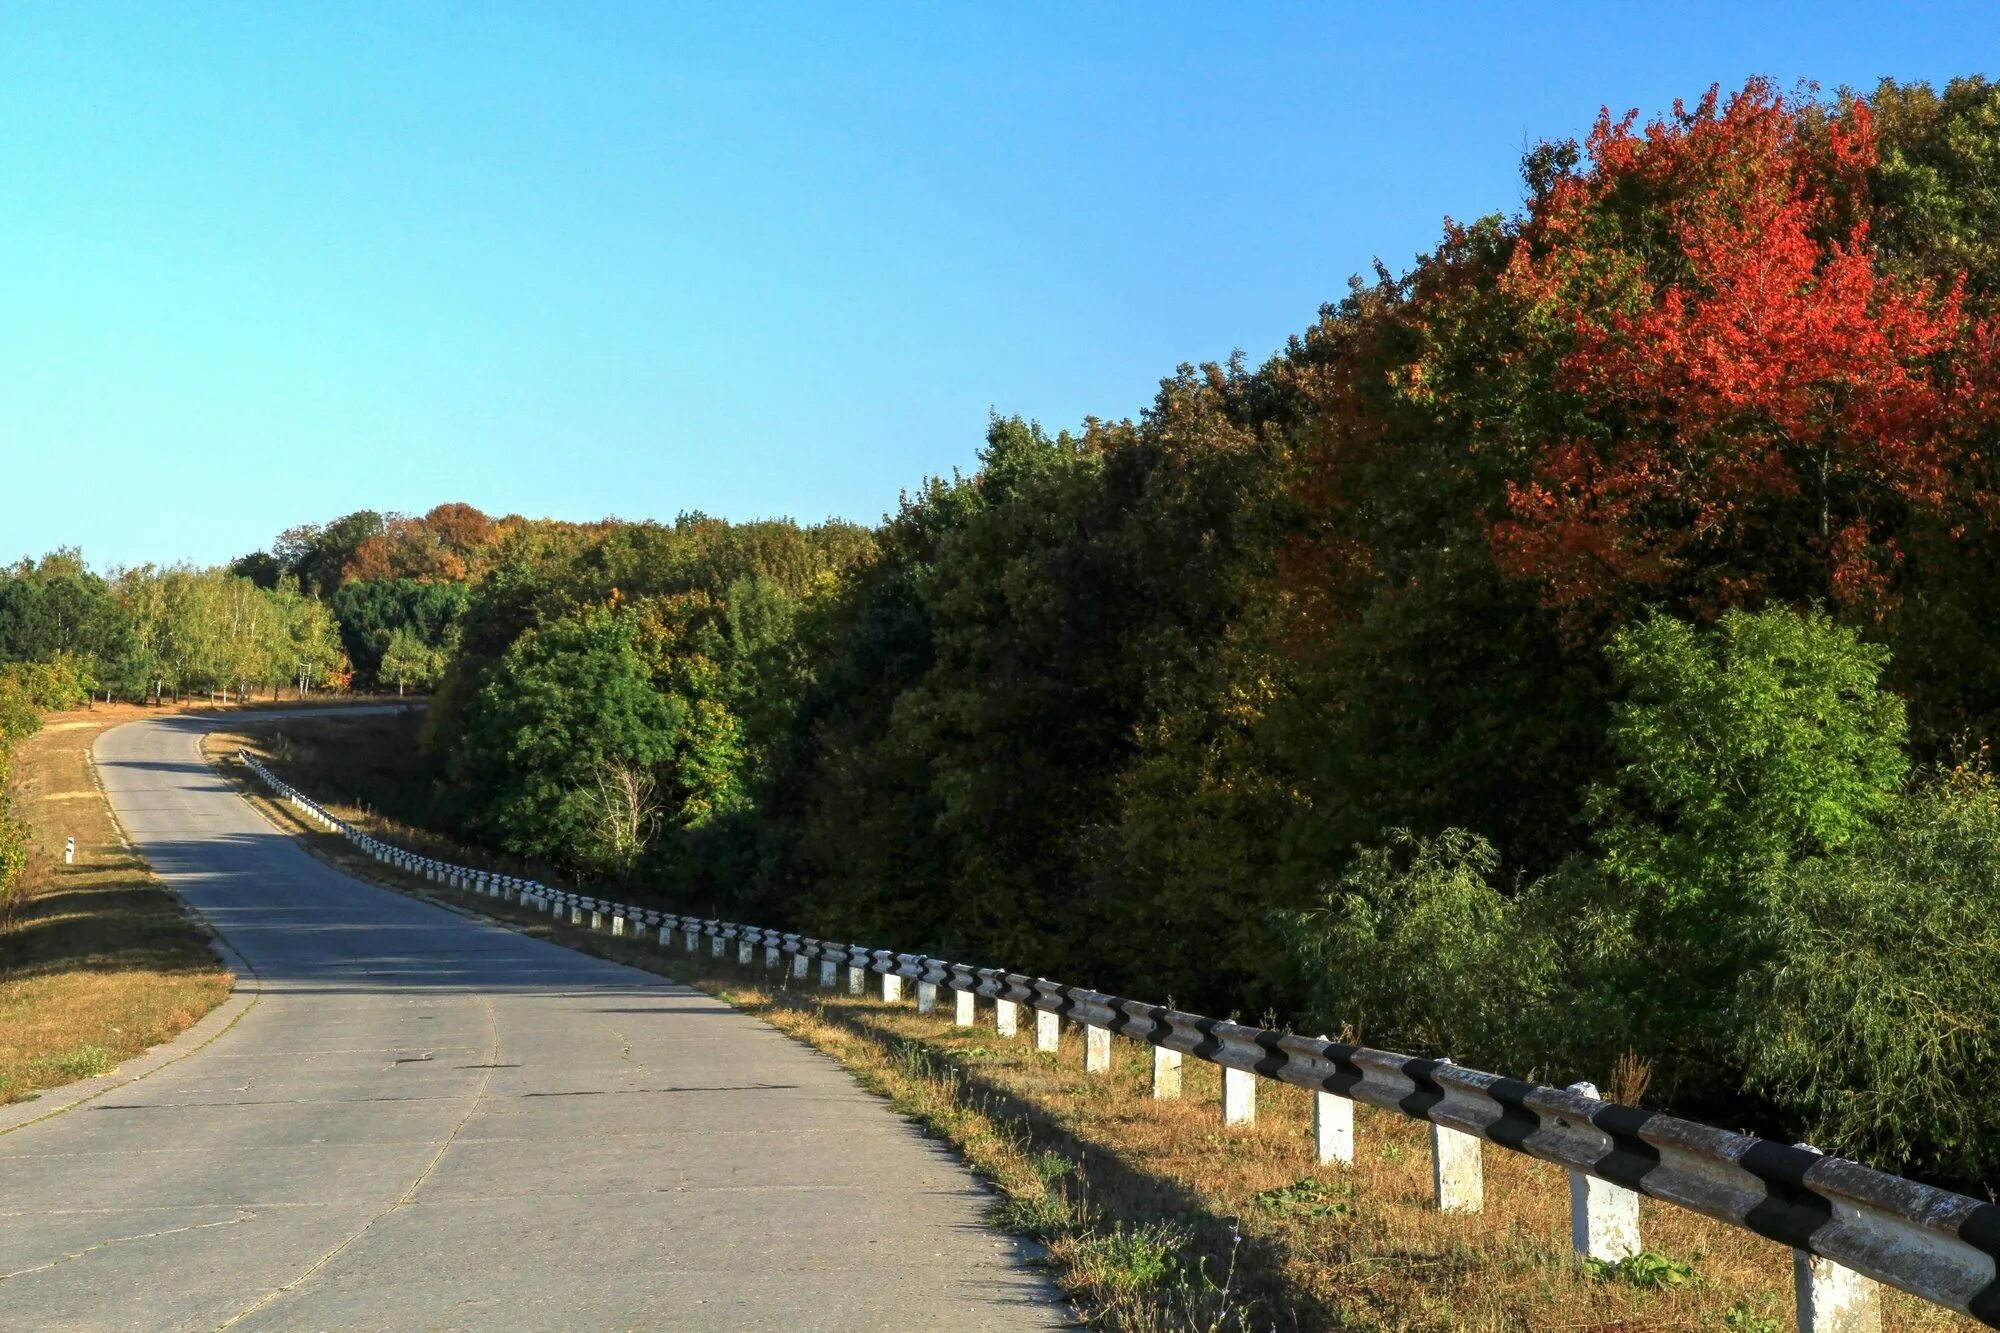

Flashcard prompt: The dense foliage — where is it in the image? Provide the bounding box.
[20,75,2000,1183]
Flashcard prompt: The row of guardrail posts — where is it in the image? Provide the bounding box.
[237,750,1934,1333]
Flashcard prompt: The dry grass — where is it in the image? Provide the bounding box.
[0,704,233,1104]
[216,749,1981,1333]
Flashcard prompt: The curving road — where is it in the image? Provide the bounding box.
[0,711,1065,1331]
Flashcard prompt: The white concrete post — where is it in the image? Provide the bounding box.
[1564,1082,1638,1261]
[953,989,976,1027]
[63,837,75,864]
[1315,1090,1356,1165]
[711,934,726,958]
[916,981,937,1014]
[1084,1024,1111,1074]
[1311,1033,1355,1165]
[881,972,902,1003]
[1152,1046,1183,1099]
[589,909,604,931]
[737,939,753,966]
[1034,1009,1060,1053]
[1793,1144,1882,1333]
[1430,1068,1484,1213]
[1222,1066,1256,1125]
[820,959,838,987]
[764,944,779,969]
[790,952,807,979]
[570,905,584,926]
[995,998,1019,1037]
[847,964,868,995]
[610,915,627,938]
[685,929,699,954]
[659,923,673,947]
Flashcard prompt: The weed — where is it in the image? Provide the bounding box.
[1588,1248,1696,1290]
[1070,1221,1188,1297]
[1720,1300,1784,1332]
[1249,1175,1350,1220]
[37,1044,110,1079]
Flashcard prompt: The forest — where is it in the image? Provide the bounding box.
[9,77,2000,1188]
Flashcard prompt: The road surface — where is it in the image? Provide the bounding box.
[0,710,1066,1331]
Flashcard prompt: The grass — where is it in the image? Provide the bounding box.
[0,703,234,1105]
[211,734,1982,1331]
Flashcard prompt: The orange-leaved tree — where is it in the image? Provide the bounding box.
[1491,80,1992,615]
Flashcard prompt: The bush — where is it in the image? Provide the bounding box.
[1284,829,1547,1064]
[1740,764,2000,1181]
[0,651,94,718]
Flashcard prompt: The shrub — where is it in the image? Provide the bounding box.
[1284,829,1547,1064]
[1740,764,2000,1180]
[0,651,95,715]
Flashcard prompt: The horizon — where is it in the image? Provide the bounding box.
[4,2,1996,570]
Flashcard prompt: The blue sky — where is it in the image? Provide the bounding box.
[3,2,1995,569]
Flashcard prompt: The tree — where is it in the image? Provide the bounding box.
[272,511,384,596]
[580,758,662,875]
[1591,606,1908,912]
[1491,82,1983,615]
[451,606,683,869]
[378,627,445,695]
[0,554,131,676]
[330,578,469,682]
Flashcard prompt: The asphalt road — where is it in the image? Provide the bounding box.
[0,710,1066,1331]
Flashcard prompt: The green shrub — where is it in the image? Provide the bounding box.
[1284,828,1550,1064]
[1740,764,2000,1179]
[0,651,95,715]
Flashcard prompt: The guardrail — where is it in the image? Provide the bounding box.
[238,751,1999,1330]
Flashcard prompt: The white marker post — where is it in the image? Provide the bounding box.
[1084,1024,1112,1074]
[1565,1082,1638,1261]
[1152,1046,1183,1099]
[1315,1035,1355,1166]
[1222,1066,1256,1125]
[1792,1144,1882,1333]
[63,836,75,865]
[1429,1060,1484,1214]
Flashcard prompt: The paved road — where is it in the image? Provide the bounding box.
[0,711,1065,1331]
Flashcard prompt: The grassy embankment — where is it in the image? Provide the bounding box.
[212,716,1975,1332]
[0,704,233,1104]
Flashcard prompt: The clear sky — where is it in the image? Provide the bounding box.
[3,2,1996,570]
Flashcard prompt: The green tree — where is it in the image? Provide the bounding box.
[452,606,683,871]
[1591,607,1908,913]
[379,627,445,695]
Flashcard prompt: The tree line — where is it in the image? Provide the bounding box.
[21,75,2000,1186]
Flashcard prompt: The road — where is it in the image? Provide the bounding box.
[0,710,1066,1331]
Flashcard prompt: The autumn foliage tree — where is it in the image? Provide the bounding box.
[1491,81,1989,615]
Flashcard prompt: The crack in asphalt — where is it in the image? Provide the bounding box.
[208,992,503,1332]
[0,1212,258,1282]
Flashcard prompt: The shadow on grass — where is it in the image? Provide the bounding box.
[718,973,1346,1331]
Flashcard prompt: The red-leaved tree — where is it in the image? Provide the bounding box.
[1491,80,1989,613]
